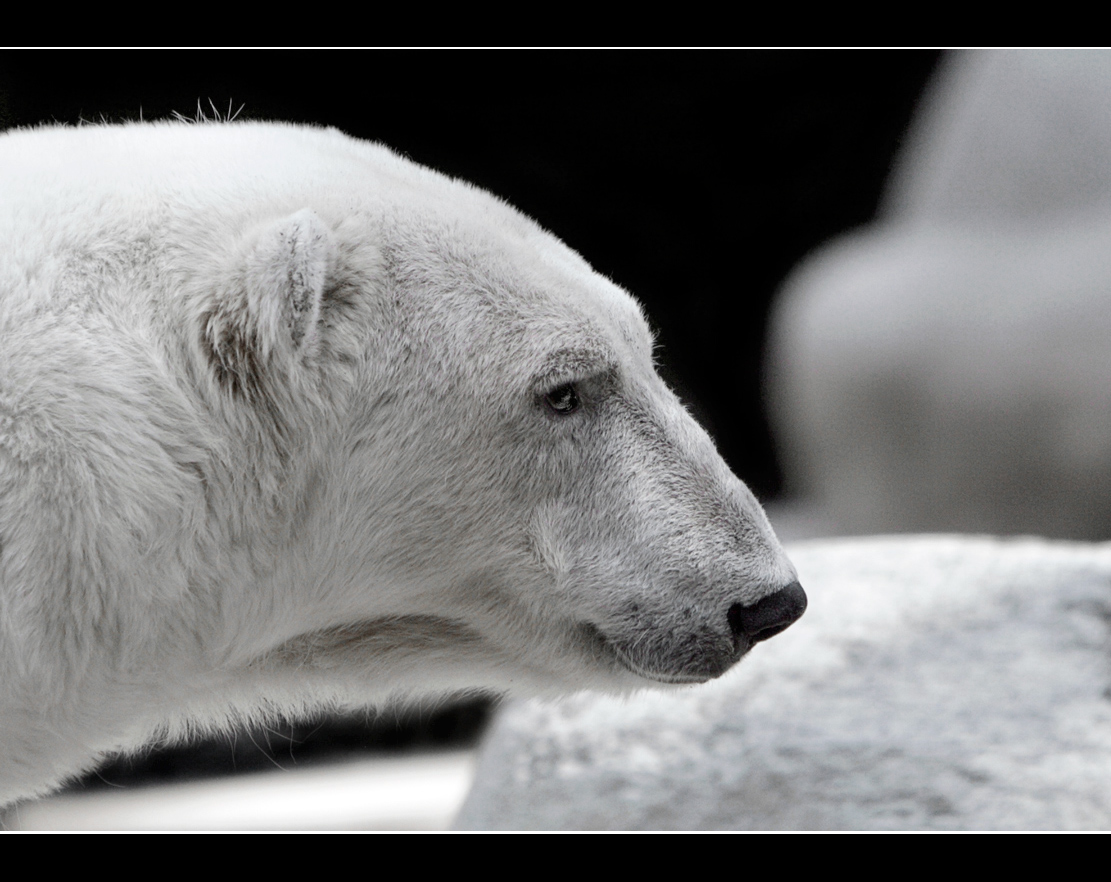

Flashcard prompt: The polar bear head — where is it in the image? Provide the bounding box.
[0,123,807,804]
[0,124,807,804]
[173,126,805,701]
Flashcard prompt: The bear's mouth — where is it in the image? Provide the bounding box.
[579,623,721,686]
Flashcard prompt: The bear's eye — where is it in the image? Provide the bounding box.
[544,382,580,415]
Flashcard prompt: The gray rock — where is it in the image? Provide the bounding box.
[456,536,1111,830]
[890,50,1111,224]
[768,51,1111,539]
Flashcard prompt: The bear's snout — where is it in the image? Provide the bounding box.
[727,580,807,652]
[604,579,807,685]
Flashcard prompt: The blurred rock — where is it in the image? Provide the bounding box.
[456,536,1111,830]
[768,50,1111,538]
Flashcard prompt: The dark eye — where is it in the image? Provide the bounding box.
[544,382,580,415]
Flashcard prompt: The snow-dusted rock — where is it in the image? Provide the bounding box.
[457,536,1111,830]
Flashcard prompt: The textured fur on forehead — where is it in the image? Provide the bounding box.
[4,119,650,368]
[379,206,655,393]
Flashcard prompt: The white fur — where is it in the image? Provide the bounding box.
[0,122,797,805]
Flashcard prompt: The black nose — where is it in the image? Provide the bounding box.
[728,580,807,647]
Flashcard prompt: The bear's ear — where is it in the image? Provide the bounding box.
[242,208,334,356]
[204,209,335,397]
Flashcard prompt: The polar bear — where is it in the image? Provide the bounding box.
[0,122,805,806]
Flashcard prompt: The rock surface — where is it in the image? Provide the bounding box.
[768,51,1111,539]
[456,536,1111,830]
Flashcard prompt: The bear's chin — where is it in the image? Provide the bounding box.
[578,623,738,687]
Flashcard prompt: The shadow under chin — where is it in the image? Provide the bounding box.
[267,615,488,671]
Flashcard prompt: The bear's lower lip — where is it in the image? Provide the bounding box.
[611,647,721,684]
[580,623,728,685]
